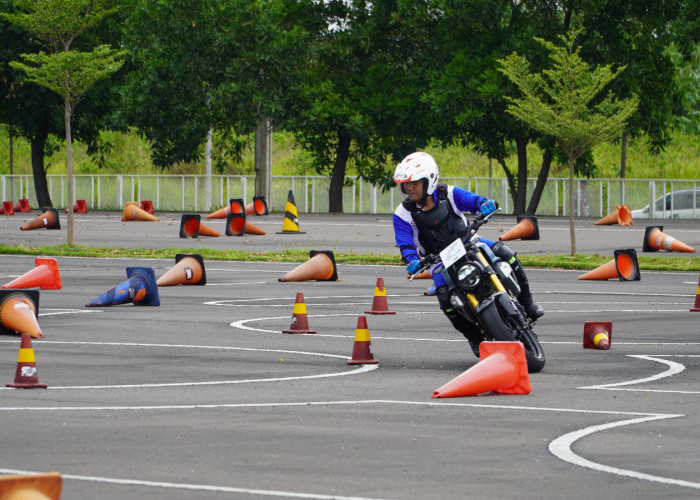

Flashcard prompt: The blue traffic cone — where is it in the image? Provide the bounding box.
[85,267,160,307]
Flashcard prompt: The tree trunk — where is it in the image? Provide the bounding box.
[65,98,75,246]
[526,148,553,215]
[568,157,576,255]
[329,131,351,213]
[30,127,53,208]
[513,136,528,214]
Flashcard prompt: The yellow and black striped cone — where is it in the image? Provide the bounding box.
[277,190,305,234]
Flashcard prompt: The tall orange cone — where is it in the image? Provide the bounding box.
[578,249,640,281]
[0,290,42,339]
[583,321,612,350]
[20,208,60,230]
[2,258,62,290]
[6,333,47,389]
[244,196,268,215]
[347,315,378,365]
[277,190,305,234]
[282,292,316,334]
[121,203,159,221]
[157,254,206,286]
[0,472,62,498]
[594,204,633,226]
[206,198,245,219]
[2,201,15,215]
[432,341,531,398]
[278,250,338,282]
[364,277,396,314]
[499,216,539,241]
[691,276,700,312]
[85,267,160,307]
[643,225,695,253]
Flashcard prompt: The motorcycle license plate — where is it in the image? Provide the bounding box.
[440,238,467,269]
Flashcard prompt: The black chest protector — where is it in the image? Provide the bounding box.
[404,185,468,256]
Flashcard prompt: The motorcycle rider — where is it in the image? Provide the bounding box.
[392,152,544,353]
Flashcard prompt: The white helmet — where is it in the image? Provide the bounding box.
[393,152,439,196]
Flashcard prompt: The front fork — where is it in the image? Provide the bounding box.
[462,251,507,310]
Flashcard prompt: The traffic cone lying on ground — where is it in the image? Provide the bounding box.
[277,190,305,234]
[0,290,42,339]
[6,332,47,389]
[180,214,221,237]
[499,216,539,241]
[690,276,700,312]
[364,277,395,314]
[85,267,160,307]
[583,321,612,350]
[206,198,245,219]
[278,250,338,282]
[594,204,633,226]
[13,198,30,213]
[2,201,15,215]
[0,472,62,498]
[347,315,378,365]
[65,199,87,213]
[156,254,206,286]
[245,196,268,215]
[2,258,62,290]
[282,292,316,334]
[432,341,531,398]
[20,208,60,230]
[122,203,159,221]
[642,225,695,253]
[578,249,640,281]
[225,212,266,236]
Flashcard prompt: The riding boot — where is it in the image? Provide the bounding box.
[492,242,544,321]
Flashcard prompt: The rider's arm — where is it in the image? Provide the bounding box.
[450,186,487,214]
[392,210,420,263]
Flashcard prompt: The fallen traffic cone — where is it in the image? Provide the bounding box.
[578,249,640,281]
[499,216,539,241]
[0,290,42,339]
[432,341,531,398]
[179,214,202,238]
[225,212,266,236]
[594,204,633,226]
[2,201,15,215]
[157,254,206,286]
[408,270,432,280]
[642,225,695,253]
[245,196,268,215]
[85,267,160,307]
[364,277,396,314]
[691,276,700,312]
[2,258,62,290]
[347,315,378,365]
[583,321,612,350]
[13,198,31,213]
[277,190,305,234]
[278,250,338,282]
[121,203,159,221]
[20,207,60,230]
[65,199,87,213]
[198,221,221,237]
[140,200,154,214]
[206,198,245,219]
[6,332,47,389]
[0,472,62,498]
[282,292,316,334]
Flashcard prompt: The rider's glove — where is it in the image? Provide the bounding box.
[480,199,498,216]
[406,260,421,275]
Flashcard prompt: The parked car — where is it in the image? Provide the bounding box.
[631,189,700,219]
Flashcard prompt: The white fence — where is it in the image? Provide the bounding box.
[0,174,698,218]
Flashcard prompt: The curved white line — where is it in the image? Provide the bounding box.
[579,355,686,390]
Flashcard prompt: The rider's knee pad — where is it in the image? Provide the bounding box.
[491,241,516,261]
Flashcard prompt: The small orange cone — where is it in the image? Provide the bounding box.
[225,212,266,236]
[6,332,47,389]
[282,292,316,334]
[244,196,268,215]
[13,199,31,213]
[20,208,60,230]
[499,216,539,241]
[364,277,396,314]
[2,201,15,215]
[198,222,221,237]
[0,472,62,498]
[277,190,305,234]
[65,199,87,213]
[432,341,531,398]
[408,270,432,280]
[594,204,633,226]
[583,321,612,350]
[691,276,700,312]
[157,254,206,286]
[278,250,338,282]
[206,198,245,219]
[121,203,159,221]
[179,214,201,238]
[642,225,695,253]
[347,315,378,365]
[578,249,640,281]
[140,200,154,214]
[0,290,42,339]
[2,258,62,290]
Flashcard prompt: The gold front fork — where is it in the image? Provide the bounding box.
[475,251,506,293]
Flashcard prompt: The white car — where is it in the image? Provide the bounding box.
[631,189,700,219]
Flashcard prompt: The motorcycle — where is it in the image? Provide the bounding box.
[410,210,545,373]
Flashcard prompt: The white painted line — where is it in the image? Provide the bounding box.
[39,309,100,317]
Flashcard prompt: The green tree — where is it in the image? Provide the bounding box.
[499,30,638,254]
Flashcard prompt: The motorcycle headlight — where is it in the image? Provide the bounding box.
[457,262,482,290]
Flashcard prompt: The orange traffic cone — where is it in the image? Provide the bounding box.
[583,321,612,350]
[6,333,47,389]
[432,341,531,398]
[0,290,42,339]
[198,222,221,237]
[409,270,432,280]
[643,225,695,253]
[13,198,31,213]
[499,216,539,241]
[282,292,316,334]
[277,190,305,234]
[20,208,60,230]
[85,267,160,307]
[179,214,201,238]
[691,276,700,312]
[206,198,245,219]
[2,258,62,290]
[65,199,87,213]
[347,315,378,365]
[140,200,154,214]
[121,203,159,221]
[364,277,396,314]
[2,201,15,215]
[245,196,268,216]
[594,204,633,226]
[0,472,62,498]
[157,254,206,286]
[578,249,640,281]
[278,250,338,282]
[225,213,266,236]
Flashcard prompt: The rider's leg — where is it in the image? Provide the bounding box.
[436,285,482,356]
[490,241,544,320]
